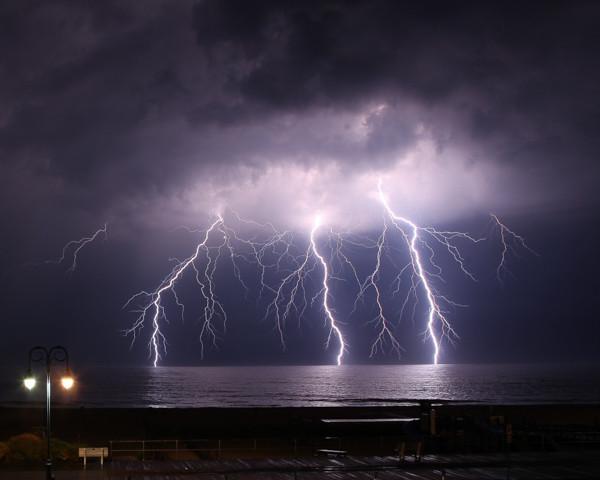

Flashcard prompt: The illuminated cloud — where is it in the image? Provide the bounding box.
[1,0,597,235]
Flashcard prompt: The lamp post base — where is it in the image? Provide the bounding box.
[45,459,53,480]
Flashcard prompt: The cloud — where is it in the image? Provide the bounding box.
[0,0,598,238]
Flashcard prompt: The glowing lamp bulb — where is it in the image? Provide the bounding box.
[61,376,74,390]
[24,377,36,390]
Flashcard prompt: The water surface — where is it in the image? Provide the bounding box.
[2,364,598,408]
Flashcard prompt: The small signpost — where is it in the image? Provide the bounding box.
[79,447,108,468]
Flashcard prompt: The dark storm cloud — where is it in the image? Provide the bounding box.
[192,1,590,106]
[4,1,600,266]
[190,0,600,171]
[1,0,598,224]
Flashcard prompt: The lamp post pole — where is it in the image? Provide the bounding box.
[26,346,72,480]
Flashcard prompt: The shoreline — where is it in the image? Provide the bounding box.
[2,403,599,444]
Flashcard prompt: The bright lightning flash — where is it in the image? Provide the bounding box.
[124,188,533,367]
[375,179,535,364]
[125,212,349,366]
[310,215,345,365]
[376,180,487,364]
[124,216,225,367]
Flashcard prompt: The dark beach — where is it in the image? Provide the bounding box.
[2,403,599,457]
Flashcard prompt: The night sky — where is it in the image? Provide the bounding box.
[1,0,599,367]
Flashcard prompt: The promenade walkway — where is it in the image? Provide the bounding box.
[1,451,600,479]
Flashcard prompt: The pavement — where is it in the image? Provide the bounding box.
[2,451,600,479]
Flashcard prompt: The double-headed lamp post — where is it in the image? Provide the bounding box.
[23,346,74,480]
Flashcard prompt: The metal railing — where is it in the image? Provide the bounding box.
[108,435,415,460]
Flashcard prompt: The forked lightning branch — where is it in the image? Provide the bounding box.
[115,179,534,367]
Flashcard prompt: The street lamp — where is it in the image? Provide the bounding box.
[24,346,75,480]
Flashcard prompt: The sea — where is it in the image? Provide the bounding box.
[1,363,599,408]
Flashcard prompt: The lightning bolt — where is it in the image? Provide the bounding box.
[123,193,533,367]
[127,211,345,366]
[124,216,224,367]
[376,179,535,365]
[310,215,345,365]
[263,235,316,349]
[377,180,480,365]
[351,220,403,358]
[46,224,108,272]
[491,213,538,281]
[261,215,346,364]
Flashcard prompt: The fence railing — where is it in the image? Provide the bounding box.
[108,435,415,460]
